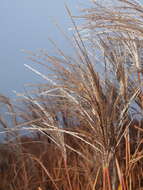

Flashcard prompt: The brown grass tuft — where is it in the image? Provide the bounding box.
[0,0,143,189]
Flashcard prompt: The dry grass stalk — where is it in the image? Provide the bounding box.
[0,0,143,190]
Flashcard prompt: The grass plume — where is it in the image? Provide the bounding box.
[0,0,143,189]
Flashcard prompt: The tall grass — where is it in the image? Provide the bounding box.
[0,0,143,189]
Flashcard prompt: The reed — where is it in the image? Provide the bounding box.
[0,0,143,189]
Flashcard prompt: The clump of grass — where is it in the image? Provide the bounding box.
[0,0,143,190]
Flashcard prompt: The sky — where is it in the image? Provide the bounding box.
[0,0,81,98]
[1,0,143,98]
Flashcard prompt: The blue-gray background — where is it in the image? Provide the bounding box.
[0,0,81,98]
